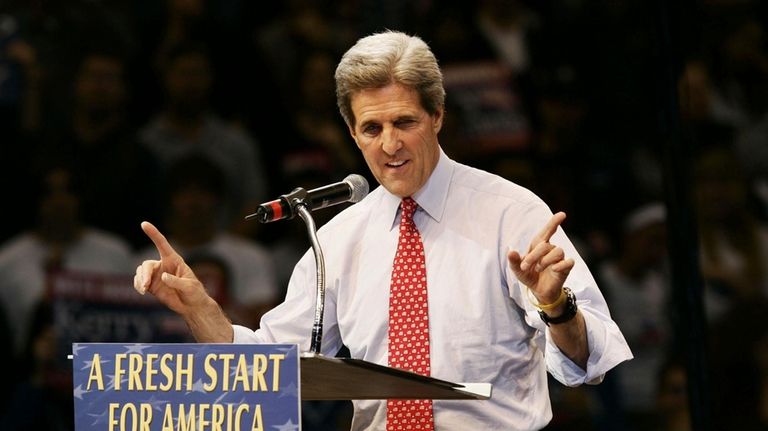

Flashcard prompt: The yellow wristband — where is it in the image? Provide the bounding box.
[527,287,567,311]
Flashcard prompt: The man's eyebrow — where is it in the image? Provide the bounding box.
[358,113,420,129]
[358,119,379,129]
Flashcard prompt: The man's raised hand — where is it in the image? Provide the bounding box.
[507,212,575,305]
[133,221,210,317]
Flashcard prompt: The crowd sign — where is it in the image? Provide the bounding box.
[72,343,301,431]
[49,270,228,346]
[442,62,531,156]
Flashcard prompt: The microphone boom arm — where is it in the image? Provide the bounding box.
[296,203,326,355]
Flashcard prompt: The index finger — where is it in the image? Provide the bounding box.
[141,221,178,259]
[531,211,567,246]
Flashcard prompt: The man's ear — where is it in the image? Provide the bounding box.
[433,106,444,133]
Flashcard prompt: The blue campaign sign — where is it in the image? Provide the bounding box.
[71,343,301,431]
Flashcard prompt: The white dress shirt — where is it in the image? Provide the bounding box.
[234,149,632,430]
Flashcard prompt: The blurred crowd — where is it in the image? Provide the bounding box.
[0,0,767,430]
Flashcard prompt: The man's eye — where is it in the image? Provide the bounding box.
[363,125,381,135]
[395,119,416,128]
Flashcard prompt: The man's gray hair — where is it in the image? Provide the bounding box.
[335,30,445,127]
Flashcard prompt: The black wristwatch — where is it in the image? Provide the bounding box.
[538,287,578,326]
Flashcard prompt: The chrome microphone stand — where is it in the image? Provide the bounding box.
[295,204,326,354]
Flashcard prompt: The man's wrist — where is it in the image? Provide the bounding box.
[183,297,234,343]
[538,287,578,326]
[528,287,567,311]
[542,301,568,317]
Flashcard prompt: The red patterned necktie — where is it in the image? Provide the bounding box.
[387,197,434,431]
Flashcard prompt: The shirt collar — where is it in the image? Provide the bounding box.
[384,148,454,230]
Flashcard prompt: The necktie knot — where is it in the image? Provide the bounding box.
[401,197,417,225]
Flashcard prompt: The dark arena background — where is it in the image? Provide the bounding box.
[1,1,767,430]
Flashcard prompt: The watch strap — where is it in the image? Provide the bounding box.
[538,287,578,326]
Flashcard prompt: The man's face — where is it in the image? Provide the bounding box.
[75,56,126,114]
[348,83,443,198]
[164,52,212,116]
[170,185,219,232]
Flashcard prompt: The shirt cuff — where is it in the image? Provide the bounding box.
[545,308,632,386]
[232,324,260,344]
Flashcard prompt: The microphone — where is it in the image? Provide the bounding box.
[246,174,369,223]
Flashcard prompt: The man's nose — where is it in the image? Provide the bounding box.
[381,126,402,155]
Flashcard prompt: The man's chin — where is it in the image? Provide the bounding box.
[380,181,417,198]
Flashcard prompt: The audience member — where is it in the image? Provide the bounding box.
[33,48,160,247]
[132,0,264,121]
[475,0,541,75]
[709,18,768,127]
[138,42,268,229]
[678,58,768,217]
[0,167,133,358]
[598,203,670,425]
[693,144,768,320]
[254,1,359,104]
[678,59,749,129]
[286,50,367,177]
[0,302,73,431]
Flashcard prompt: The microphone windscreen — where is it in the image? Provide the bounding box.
[344,174,369,203]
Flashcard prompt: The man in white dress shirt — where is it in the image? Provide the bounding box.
[134,31,632,430]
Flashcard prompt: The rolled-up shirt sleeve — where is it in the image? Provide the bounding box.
[544,304,633,386]
[232,324,264,343]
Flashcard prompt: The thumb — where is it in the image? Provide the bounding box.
[507,250,524,274]
[161,272,187,290]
